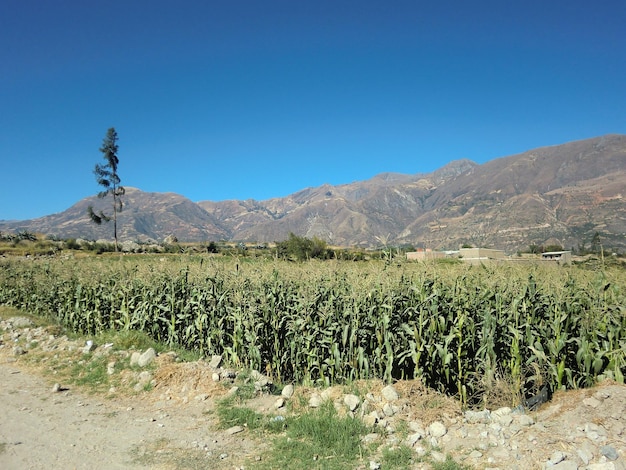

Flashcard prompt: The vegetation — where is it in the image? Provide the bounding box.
[87,127,125,251]
[1,255,624,408]
[275,232,332,261]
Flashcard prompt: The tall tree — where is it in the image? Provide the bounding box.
[87,128,125,251]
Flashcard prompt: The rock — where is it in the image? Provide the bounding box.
[107,361,116,375]
[405,432,423,447]
[600,445,619,461]
[52,383,61,393]
[577,446,593,465]
[344,394,361,412]
[281,384,295,399]
[208,355,222,369]
[13,346,26,356]
[369,461,381,470]
[546,450,566,466]
[469,450,483,459]
[363,414,378,427]
[274,397,285,409]
[211,372,220,382]
[195,394,209,401]
[381,384,399,401]
[382,403,395,417]
[10,317,33,328]
[584,397,602,408]
[428,421,447,438]
[130,352,141,367]
[225,426,244,435]
[134,371,153,391]
[408,421,425,434]
[309,394,323,408]
[465,409,491,424]
[137,348,156,367]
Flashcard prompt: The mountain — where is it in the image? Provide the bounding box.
[1,135,625,252]
[1,188,230,243]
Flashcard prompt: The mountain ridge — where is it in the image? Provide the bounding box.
[2,134,625,252]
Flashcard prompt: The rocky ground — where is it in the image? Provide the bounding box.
[0,314,625,470]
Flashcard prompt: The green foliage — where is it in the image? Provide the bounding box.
[87,128,125,251]
[275,233,331,261]
[381,446,414,468]
[264,401,368,469]
[1,257,625,405]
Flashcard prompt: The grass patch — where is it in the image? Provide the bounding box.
[216,404,268,431]
[0,442,6,455]
[68,355,110,391]
[381,445,414,469]
[260,401,369,470]
[431,455,474,470]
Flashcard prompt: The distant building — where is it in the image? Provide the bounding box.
[458,247,506,264]
[406,248,447,261]
[541,251,572,265]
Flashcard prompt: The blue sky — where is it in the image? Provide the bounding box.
[1,1,625,220]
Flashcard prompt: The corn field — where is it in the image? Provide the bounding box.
[1,256,624,405]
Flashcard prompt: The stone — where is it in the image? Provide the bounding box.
[137,348,156,367]
[584,397,602,408]
[281,384,295,399]
[469,450,483,459]
[107,361,116,375]
[344,394,360,411]
[362,414,377,427]
[211,372,220,382]
[208,355,222,369]
[577,446,594,465]
[225,426,244,435]
[381,384,399,401]
[52,383,61,393]
[600,445,619,461]
[546,450,566,466]
[274,397,285,409]
[405,432,423,447]
[408,421,425,434]
[369,461,381,470]
[10,317,33,328]
[465,409,491,424]
[130,352,141,367]
[431,450,446,463]
[382,403,395,417]
[309,393,323,408]
[428,421,447,438]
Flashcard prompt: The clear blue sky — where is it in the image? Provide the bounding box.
[2,0,625,220]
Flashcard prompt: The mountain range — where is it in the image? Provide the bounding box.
[2,134,625,253]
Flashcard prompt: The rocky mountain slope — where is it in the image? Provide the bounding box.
[2,134,624,252]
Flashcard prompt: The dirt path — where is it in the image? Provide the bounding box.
[0,360,260,470]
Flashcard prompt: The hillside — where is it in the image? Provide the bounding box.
[1,135,625,252]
